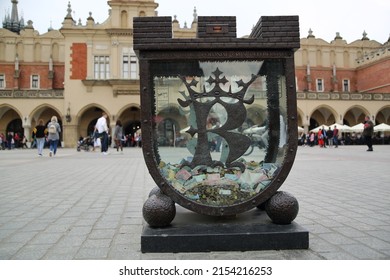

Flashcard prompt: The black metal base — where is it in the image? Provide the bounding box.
[141,206,309,253]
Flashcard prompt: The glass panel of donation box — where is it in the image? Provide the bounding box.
[152,60,288,207]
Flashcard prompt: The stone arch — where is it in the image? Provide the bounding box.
[30,103,62,125]
[374,105,390,124]
[0,104,23,135]
[116,103,140,120]
[297,107,306,127]
[343,105,369,126]
[76,104,111,138]
[29,104,64,141]
[157,103,188,146]
[139,11,146,17]
[308,104,338,130]
[116,104,141,139]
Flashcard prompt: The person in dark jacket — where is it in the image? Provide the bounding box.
[363,116,374,151]
[34,119,47,156]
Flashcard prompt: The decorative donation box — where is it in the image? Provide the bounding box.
[134,16,308,252]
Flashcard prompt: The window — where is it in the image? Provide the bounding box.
[343,79,350,92]
[94,56,110,79]
[0,74,5,88]
[316,78,324,92]
[130,55,137,79]
[123,55,129,78]
[122,55,137,79]
[31,75,40,89]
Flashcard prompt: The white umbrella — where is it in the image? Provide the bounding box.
[374,123,390,132]
[310,123,351,133]
[350,123,364,132]
[309,124,327,133]
[329,123,352,132]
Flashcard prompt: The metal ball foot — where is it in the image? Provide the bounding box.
[143,191,176,227]
[265,191,299,224]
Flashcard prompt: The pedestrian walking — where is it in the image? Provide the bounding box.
[33,119,47,156]
[326,126,333,147]
[6,132,13,150]
[318,129,325,147]
[47,116,61,157]
[95,111,109,155]
[114,119,124,152]
[363,116,374,151]
[333,125,339,148]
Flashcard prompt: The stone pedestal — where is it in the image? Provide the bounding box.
[141,206,309,253]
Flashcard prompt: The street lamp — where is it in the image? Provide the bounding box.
[65,104,72,123]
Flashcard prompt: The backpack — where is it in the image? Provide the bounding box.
[48,123,57,134]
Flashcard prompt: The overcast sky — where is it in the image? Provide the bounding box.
[1,0,389,43]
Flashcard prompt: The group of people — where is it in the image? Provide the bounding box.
[2,111,142,157]
[32,116,61,157]
[0,132,28,150]
[92,111,141,155]
[301,125,340,148]
[0,116,61,156]
[300,116,375,151]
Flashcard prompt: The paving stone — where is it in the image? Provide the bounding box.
[339,244,387,260]
[0,146,389,260]
[11,244,52,260]
[82,238,112,248]
[74,247,109,260]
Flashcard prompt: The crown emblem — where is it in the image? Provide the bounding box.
[177,68,258,172]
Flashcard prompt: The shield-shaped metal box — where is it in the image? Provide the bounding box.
[134,16,300,220]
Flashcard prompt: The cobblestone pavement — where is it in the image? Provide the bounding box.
[0,145,389,260]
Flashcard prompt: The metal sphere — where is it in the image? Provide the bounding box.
[143,193,176,227]
[265,191,299,224]
[148,186,163,197]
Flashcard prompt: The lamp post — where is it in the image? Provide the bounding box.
[65,104,72,123]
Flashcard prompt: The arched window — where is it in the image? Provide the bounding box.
[121,11,128,28]
[52,43,60,61]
